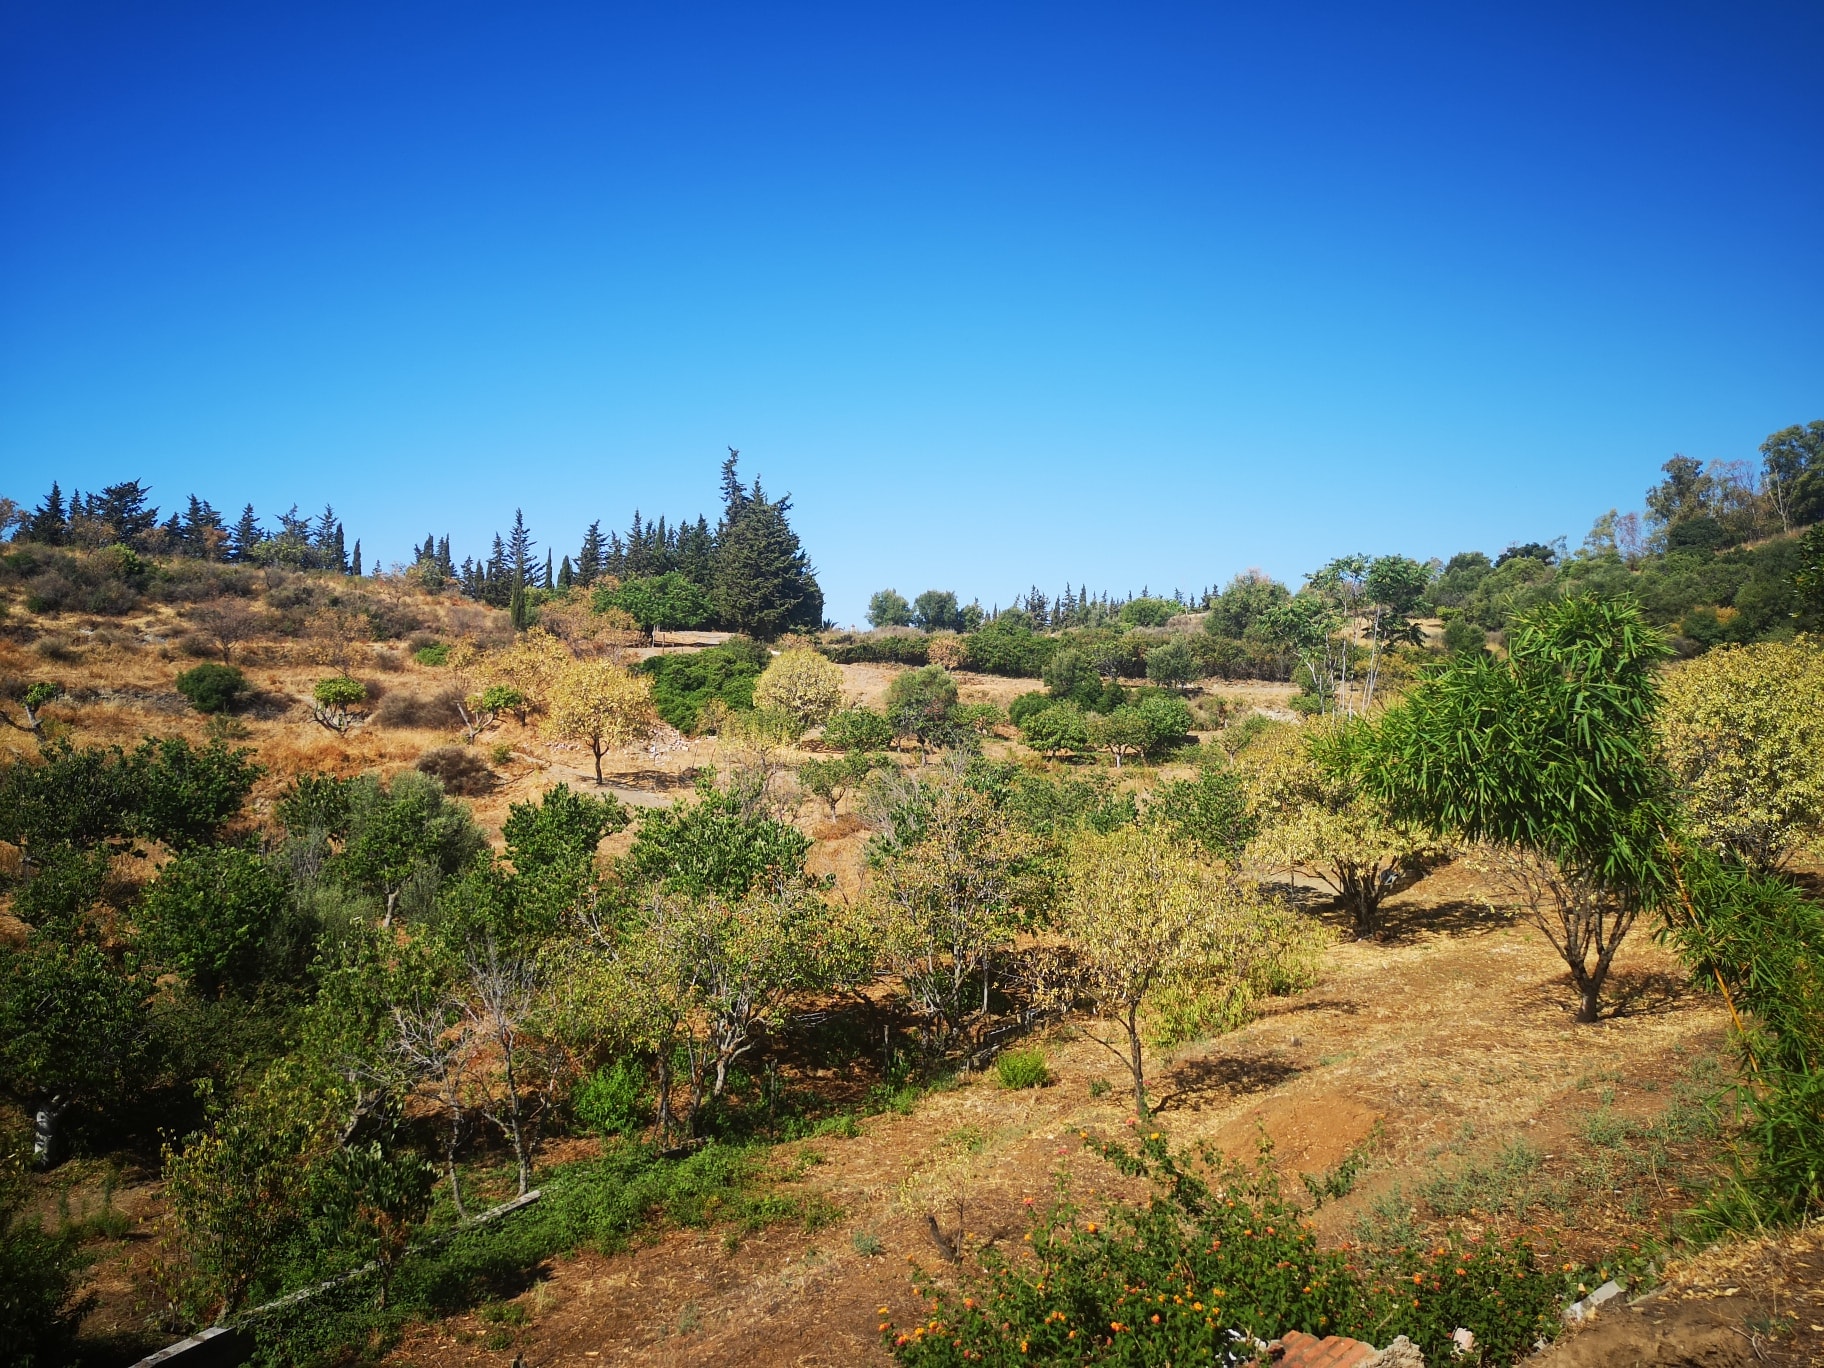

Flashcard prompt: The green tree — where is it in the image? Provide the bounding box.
[1117,596,1180,628]
[886,664,961,758]
[1146,765,1256,863]
[624,775,812,899]
[867,589,913,628]
[1762,419,1824,532]
[1204,571,1290,638]
[1144,638,1198,691]
[592,571,714,636]
[1087,706,1149,769]
[336,772,487,925]
[1020,702,1091,760]
[175,663,249,714]
[124,736,263,851]
[798,752,887,818]
[822,705,895,752]
[310,676,368,733]
[0,941,150,1165]
[712,452,823,638]
[1359,595,1674,1019]
[138,847,297,997]
[912,589,962,632]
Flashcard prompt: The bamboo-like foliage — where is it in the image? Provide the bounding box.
[1358,595,1674,1020]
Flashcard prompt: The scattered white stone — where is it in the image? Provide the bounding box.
[1563,1278,1625,1323]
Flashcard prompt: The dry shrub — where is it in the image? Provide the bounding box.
[416,744,497,796]
[373,686,460,730]
[35,636,79,663]
[370,646,407,673]
[927,633,968,670]
[178,634,217,659]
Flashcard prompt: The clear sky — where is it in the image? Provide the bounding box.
[3,2,1819,625]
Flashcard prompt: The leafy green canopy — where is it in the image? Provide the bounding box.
[592,571,713,633]
[624,776,811,899]
[1359,595,1674,893]
[0,737,260,855]
[637,637,768,733]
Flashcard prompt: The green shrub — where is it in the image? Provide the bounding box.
[820,634,931,666]
[638,638,768,732]
[574,1060,648,1138]
[412,642,450,666]
[822,705,895,751]
[882,1134,1571,1366]
[176,662,250,714]
[995,1049,1050,1090]
[963,615,1057,678]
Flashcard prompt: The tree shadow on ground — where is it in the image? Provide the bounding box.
[1600,969,1695,1020]
[1153,1053,1304,1114]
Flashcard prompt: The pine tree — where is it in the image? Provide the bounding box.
[438,536,454,577]
[711,456,823,638]
[558,555,574,589]
[96,481,158,544]
[506,510,536,586]
[23,484,67,545]
[577,521,604,586]
[231,504,262,561]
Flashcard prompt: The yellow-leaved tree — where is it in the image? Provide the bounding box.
[1656,638,1824,871]
[751,647,845,737]
[1058,825,1316,1117]
[544,660,658,784]
[490,627,574,718]
[1241,721,1445,939]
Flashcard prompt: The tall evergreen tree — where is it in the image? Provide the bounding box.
[231,504,262,561]
[577,521,604,586]
[351,540,363,576]
[23,484,67,545]
[712,455,823,638]
[95,480,158,544]
[506,510,536,586]
[557,554,574,589]
[544,549,554,591]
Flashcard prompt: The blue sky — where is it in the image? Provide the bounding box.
[2,2,1819,625]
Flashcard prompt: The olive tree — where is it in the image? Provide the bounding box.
[866,769,1035,1039]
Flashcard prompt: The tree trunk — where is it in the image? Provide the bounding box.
[655,1050,674,1143]
[498,1029,530,1195]
[592,744,605,785]
[33,1098,67,1168]
[1125,1006,1148,1118]
[444,1101,466,1219]
[1576,977,1603,1024]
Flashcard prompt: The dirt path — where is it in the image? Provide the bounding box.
[387,864,1745,1367]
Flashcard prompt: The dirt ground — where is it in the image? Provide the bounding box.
[377,866,1824,1368]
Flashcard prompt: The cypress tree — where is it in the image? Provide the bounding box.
[351,541,364,576]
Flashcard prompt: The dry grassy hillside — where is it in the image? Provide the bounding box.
[2,568,1819,1367]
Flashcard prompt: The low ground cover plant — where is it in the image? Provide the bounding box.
[883,1133,1571,1367]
